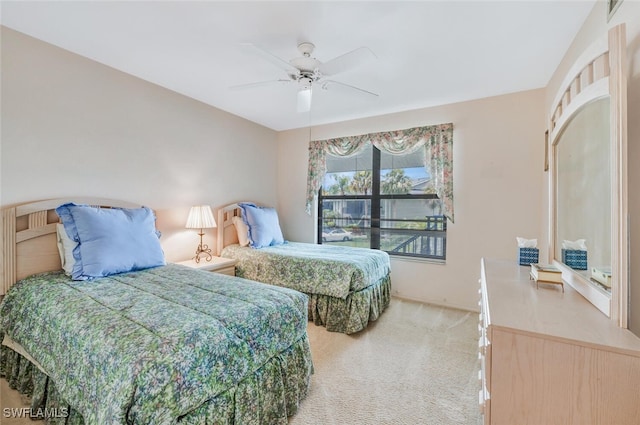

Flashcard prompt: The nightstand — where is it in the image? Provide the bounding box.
[176,257,237,276]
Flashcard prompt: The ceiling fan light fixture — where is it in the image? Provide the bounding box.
[297,88,312,113]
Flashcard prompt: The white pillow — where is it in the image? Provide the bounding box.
[56,223,77,275]
[232,216,250,247]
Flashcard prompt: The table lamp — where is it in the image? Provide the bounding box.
[186,205,217,263]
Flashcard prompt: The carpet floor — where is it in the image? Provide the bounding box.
[289,297,482,425]
[1,298,482,425]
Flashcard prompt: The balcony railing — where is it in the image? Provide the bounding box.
[390,232,446,259]
[320,216,446,260]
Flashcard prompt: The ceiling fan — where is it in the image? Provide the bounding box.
[231,42,378,113]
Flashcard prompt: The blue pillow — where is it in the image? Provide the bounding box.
[239,203,285,249]
[56,203,166,280]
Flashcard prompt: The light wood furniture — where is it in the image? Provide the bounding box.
[216,202,249,255]
[548,24,627,324]
[176,257,237,276]
[1,197,141,296]
[479,258,640,425]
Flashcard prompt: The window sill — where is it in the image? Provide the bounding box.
[389,255,446,265]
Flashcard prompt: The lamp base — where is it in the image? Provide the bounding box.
[194,231,213,263]
[194,245,213,263]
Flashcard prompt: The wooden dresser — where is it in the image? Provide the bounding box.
[479,258,640,425]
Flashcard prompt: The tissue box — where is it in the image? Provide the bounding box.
[562,249,587,270]
[518,248,539,266]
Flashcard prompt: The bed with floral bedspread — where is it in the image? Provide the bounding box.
[0,264,313,424]
[221,242,391,334]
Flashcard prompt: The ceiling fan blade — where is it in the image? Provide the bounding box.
[297,89,312,113]
[319,47,376,76]
[229,79,292,91]
[240,43,300,77]
[321,80,379,98]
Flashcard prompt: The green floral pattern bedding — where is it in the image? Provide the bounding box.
[221,242,391,299]
[0,264,312,424]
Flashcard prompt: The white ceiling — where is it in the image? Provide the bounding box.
[1,1,596,131]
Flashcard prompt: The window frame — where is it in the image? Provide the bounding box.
[317,146,447,260]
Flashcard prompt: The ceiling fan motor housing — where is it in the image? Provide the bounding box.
[289,41,321,73]
[290,58,320,73]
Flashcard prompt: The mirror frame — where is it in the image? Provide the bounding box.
[548,24,628,326]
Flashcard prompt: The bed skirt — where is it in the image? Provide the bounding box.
[308,273,391,334]
[0,334,313,425]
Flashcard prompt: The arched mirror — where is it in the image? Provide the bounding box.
[555,97,610,290]
[549,24,627,326]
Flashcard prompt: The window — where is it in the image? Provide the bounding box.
[318,145,446,260]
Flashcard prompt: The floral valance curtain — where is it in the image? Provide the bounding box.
[305,123,454,222]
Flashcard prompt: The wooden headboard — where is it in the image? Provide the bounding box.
[216,202,246,256]
[1,198,141,295]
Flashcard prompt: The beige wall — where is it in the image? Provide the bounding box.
[545,2,640,334]
[277,89,546,311]
[0,27,279,263]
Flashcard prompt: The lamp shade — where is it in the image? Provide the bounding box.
[186,205,216,229]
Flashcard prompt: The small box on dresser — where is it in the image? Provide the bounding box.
[518,248,539,266]
[561,249,588,270]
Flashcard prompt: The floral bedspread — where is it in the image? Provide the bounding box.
[0,264,310,424]
[221,242,391,299]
